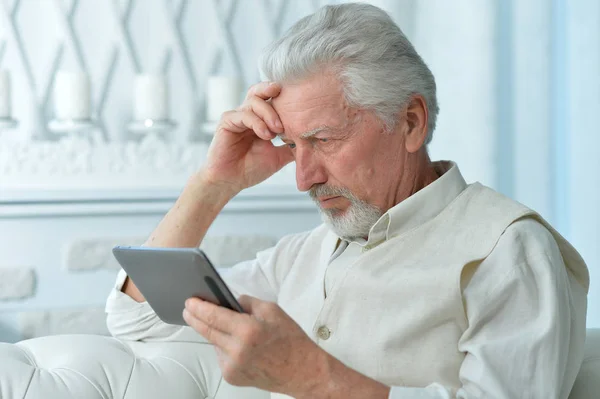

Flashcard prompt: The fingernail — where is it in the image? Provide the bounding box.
[185,299,192,308]
[269,81,278,86]
[274,119,282,129]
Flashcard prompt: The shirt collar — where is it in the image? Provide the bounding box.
[352,161,467,248]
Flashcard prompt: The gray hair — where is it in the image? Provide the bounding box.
[259,2,439,144]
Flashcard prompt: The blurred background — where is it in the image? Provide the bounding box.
[0,0,598,342]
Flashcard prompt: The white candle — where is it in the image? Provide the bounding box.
[133,74,169,121]
[54,71,91,120]
[206,76,242,122]
[0,70,11,118]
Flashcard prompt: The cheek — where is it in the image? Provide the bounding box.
[326,147,378,189]
[350,146,393,195]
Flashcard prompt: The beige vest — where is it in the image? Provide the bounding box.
[272,183,588,398]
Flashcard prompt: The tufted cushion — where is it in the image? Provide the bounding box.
[0,334,268,399]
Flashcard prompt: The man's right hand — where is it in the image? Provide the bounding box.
[200,81,294,194]
[121,82,293,302]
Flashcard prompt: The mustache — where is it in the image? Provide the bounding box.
[309,184,354,201]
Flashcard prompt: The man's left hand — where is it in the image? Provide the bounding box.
[183,295,327,396]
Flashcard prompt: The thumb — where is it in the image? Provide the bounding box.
[273,144,295,171]
[237,294,262,314]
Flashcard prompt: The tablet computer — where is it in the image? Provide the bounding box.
[112,246,244,325]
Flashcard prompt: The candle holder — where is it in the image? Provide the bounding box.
[206,76,242,122]
[128,74,176,139]
[48,118,96,134]
[0,70,17,132]
[0,117,18,131]
[197,76,242,142]
[127,119,177,136]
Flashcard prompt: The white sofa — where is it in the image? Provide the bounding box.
[0,329,599,399]
[0,334,267,398]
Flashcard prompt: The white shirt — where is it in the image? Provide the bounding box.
[106,162,587,399]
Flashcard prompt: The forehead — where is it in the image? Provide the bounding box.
[271,73,350,138]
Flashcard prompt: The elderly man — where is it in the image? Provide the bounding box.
[106,3,589,398]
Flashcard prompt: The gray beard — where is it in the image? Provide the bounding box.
[309,184,383,240]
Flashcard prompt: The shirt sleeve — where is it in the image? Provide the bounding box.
[388,219,588,399]
[104,268,209,342]
[105,231,311,342]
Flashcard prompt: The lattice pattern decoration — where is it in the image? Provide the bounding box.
[0,0,329,141]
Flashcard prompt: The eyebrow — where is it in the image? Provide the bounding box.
[277,125,333,140]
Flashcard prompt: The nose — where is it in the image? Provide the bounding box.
[295,146,327,192]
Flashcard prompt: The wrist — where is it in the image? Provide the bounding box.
[292,346,338,399]
[295,347,390,399]
[187,170,240,206]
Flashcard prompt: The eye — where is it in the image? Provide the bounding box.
[287,143,297,149]
[319,138,329,143]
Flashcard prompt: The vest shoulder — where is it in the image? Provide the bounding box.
[463,183,532,212]
[456,184,589,291]
[446,183,535,224]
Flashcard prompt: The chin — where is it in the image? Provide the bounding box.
[318,201,383,240]
[320,211,368,240]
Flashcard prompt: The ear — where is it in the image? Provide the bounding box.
[402,95,429,153]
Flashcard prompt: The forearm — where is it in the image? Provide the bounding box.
[295,350,390,399]
[145,172,236,247]
[122,171,238,301]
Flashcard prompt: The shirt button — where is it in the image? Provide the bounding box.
[317,325,331,340]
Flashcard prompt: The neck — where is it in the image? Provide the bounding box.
[391,150,439,209]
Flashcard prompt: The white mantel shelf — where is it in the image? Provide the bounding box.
[0,136,312,217]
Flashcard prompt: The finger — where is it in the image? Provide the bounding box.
[185,297,241,334]
[183,308,233,349]
[245,81,282,101]
[243,96,283,133]
[221,110,274,140]
[237,295,268,315]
